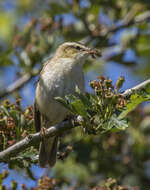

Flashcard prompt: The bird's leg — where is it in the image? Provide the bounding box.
[39,118,49,167]
[40,117,49,151]
[40,119,49,141]
[40,127,48,139]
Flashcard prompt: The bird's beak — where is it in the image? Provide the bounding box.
[85,48,101,58]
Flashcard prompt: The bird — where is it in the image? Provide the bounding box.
[34,42,100,168]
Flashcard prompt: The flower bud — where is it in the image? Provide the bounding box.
[97,76,105,81]
[116,76,125,90]
[11,180,17,190]
[105,93,113,99]
[112,94,118,105]
[104,79,112,89]
[89,80,99,89]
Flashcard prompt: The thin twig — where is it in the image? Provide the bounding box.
[98,11,150,37]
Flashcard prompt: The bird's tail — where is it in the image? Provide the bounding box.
[39,136,58,168]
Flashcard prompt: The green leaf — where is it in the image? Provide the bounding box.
[55,96,73,112]
[111,116,128,130]
[119,89,150,119]
[0,105,9,116]
[71,99,87,117]
[0,49,13,66]
[65,94,76,105]
[49,2,68,16]
[75,86,92,108]
[102,115,128,132]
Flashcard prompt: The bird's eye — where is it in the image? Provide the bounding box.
[75,46,82,51]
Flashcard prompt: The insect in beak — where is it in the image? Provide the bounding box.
[85,48,101,58]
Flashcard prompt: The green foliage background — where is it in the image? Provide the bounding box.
[0,0,150,189]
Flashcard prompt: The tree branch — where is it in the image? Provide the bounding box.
[0,118,79,162]
[0,79,150,161]
[1,11,150,100]
[122,78,150,98]
[98,11,150,37]
[0,69,39,100]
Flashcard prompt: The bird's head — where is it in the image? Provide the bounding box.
[54,42,101,61]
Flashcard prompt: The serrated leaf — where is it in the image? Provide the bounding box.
[102,115,128,132]
[119,90,150,119]
[55,96,73,112]
[111,116,128,130]
[75,86,92,108]
[71,100,87,117]
[65,94,77,104]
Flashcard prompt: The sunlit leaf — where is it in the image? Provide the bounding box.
[55,96,73,112]
[75,86,92,108]
[119,87,150,119]
[71,99,87,117]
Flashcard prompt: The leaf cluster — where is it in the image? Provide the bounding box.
[0,171,139,190]
[0,99,34,151]
[56,76,128,134]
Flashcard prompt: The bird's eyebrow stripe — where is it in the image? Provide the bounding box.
[69,45,85,50]
[75,45,83,49]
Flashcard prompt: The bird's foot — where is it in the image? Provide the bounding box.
[40,127,48,140]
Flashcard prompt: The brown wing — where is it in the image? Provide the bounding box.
[34,58,52,132]
[34,101,41,132]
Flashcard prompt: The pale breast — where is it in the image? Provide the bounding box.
[36,59,85,126]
